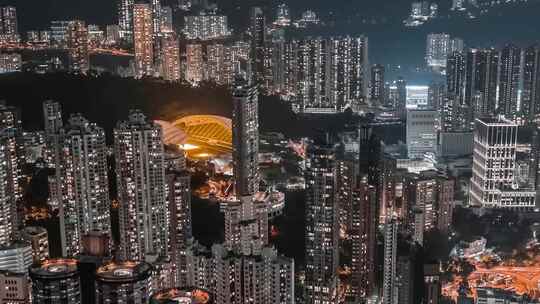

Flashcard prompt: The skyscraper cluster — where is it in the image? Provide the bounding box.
[444,44,540,129]
[183,12,231,40]
[271,36,369,113]
[184,79,295,303]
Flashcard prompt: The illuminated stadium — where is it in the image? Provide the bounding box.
[156,115,232,158]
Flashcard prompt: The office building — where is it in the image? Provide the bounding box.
[0,53,21,73]
[370,64,385,105]
[0,242,32,273]
[30,259,81,304]
[114,110,168,261]
[95,261,153,303]
[67,20,89,74]
[159,35,181,81]
[406,110,437,159]
[304,145,339,304]
[397,77,408,119]
[470,117,536,208]
[58,114,110,257]
[183,13,230,40]
[186,44,204,84]
[382,217,398,304]
[133,3,154,78]
[22,226,49,264]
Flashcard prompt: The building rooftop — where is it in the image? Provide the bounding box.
[95,261,152,283]
[29,258,78,279]
[476,116,516,126]
[150,287,212,304]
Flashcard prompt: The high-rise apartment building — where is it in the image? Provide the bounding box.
[295,36,369,113]
[160,6,173,33]
[183,13,231,40]
[185,44,204,84]
[151,0,162,34]
[464,48,499,120]
[397,77,408,119]
[114,110,168,261]
[426,33,451,68]
[0,103,25,242]
[426,33,463,72]
[275,4,291,26]
[304,145,339,304]
[67,20,90,74]
[22,226,49,264]
[370,64,385,105]
[167,165,192,287]
[0,7,18,42]
[159,35,180,81]
[133,3,154,78]
[232,79,259,197]
[186,80,294,304]
[117,0,133,40]
[348,177,377,302]
[382,217,398,304]
[470,117,536,208]
[250,7,266,84]
[498,44,522,120]
[58,114,110,257]
[521,45,540,122]
[0,53,21,73]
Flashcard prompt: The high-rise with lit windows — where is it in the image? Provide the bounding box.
[304,144,339,304]
[58,114,110,257]
[114,110,168,261]
[133,3,154,78]
[159,35,180,81]
[470,117,536,208]
[67,20,90,74]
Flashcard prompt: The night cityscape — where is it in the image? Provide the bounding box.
[0,0,539,303]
